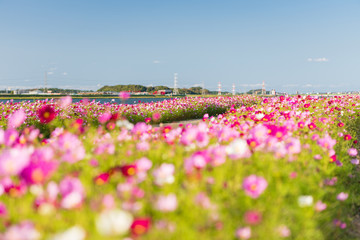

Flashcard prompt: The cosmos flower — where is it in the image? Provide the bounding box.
[235,227,251,239]
[244,210,262,225]
[49,226,86,240]
[155,194,178,212]
[8,109,26,128]
[1,221,41,240]
[119,91,130,100]
[337,192,348,201]
[59,176,85,209]
[38,105,56,123]
[153,163,175,186]
[315,201,327,212]
[348,148,358,157]
[96,209,133,236]
[226,139,251,160]
[0,147,32,177]
[242,175,268,199]
[298,195,313,207]
[130,218,151,236]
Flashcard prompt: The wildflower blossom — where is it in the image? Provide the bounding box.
[242,175,268,198]
[96,209,133,236]
[38,105,56,123]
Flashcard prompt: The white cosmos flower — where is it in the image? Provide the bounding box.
[298,195,313,207]
[49,226,86,240]
[96,209,133,236]
[226,139,251,159]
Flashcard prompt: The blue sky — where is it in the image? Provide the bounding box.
[0,0,359,93]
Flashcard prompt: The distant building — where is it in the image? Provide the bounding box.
[271,89,276,95]
[133,92,149,95]
[157,90,172,95]
[28,90,43,94]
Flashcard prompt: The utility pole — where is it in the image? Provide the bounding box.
[232,83,236,96]
[218,82,221,95]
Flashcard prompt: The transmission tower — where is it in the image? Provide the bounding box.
[173,73,179,95]
[218,82,222,95]
[232,83,236,96]
[44,71,47,93]
[262,81,266,95]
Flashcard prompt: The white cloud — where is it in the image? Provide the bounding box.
[307,57,329,62]
[153,60,160,64]
[47,71,54,75]
[63,72,68,76]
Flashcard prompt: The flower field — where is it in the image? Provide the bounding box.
[1,95,360,240]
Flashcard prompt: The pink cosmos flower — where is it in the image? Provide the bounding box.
[1,221,41,240]
[333,219,347,229]
[119,91,130,100]
[136,141,150,151]
[242,175,268,198]
[153,163,175,186]
[208,145,227,166]
[184,150,210,173]
[51,132,85,163]
[98,112,112,124]
[0,201,7,217]
[131,122,150,135]
[348,148,358,157]
[315,201,327,212]
[351,159,359,165]
[0,147,32,177]
[180,127,201,146]
[235,227,251,239]
[244,210,262,225]
[194,192,213,209]
[135,157,153,172]
[59,96,72,108]
[337,192,348,201]
[317,135,336,150]
[8,109,26,128]
[102,194,115,209]
[4,129,19,147]
[289,172,297,179]
[285,138,301,155]
[155,194,178,212]
[59,176,85,209]
[152,112,161,121]
[20,158,58,185]
[277,225,291,237]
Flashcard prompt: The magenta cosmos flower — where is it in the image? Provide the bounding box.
[243,175,268,198]
[38,105,56,123]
